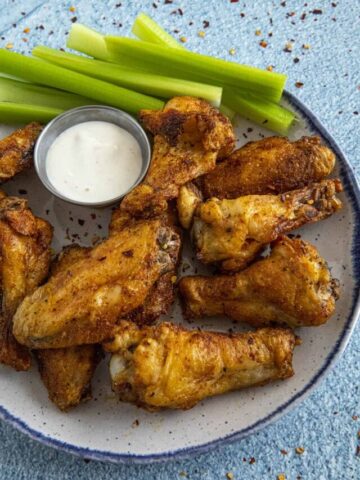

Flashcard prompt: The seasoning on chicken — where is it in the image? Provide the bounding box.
[0,192,52,371]
[0,122,43,182]
[191,179,343,271]
[13,219,180,349]
[201,136,336,199]
[104,321,297,410]
[179,236,339,328]
[120,96,235,218]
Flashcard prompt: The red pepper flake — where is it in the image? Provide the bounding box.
[249,457,256,464]
[280,449,288,455]
[259,40,268,48]
[356,446,360,457]
[312,9,323,14]
[352,415,358,420]
[295,82,304,88]
[240,12,245,17]
[164,0,173,3]
[230,0,239,3]
[22,38,28,42]
[78,219,85,226]
[300,12,306,20]
[203,20,210,28]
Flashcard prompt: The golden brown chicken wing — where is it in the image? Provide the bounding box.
[0,193,53,370]
[34,245,101,411]
[192,179,342,271]
[35,345,101,411]
[179,236,339,328]
[13,219,180,349]
[104,321,297,411]
[120,97,235,218]
[201,136,336,199]
[0,123,43,182]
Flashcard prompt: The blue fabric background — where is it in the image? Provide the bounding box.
[0,1,359,478]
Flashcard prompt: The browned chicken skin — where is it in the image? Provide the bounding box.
[35,245,101,411]
[13,219,180,349]
[0,123,43,182]
[179,236,339,328]
[120,97,235,218]
[201,136,336,199]
[0,193,52,370]
[104,321,297,411]
[191,179,343,271]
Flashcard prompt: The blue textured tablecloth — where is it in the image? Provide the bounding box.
[0,1,359,478]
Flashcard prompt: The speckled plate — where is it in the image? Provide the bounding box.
[0,92,359,464]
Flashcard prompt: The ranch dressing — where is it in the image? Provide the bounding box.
[46,121,142,203]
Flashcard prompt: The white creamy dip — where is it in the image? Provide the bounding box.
[46,121,143,203]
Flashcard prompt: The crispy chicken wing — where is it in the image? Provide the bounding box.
[0,123,43,182]
[13,219,180,349]
[192,179,343,271]
[0,194,52,371]
[120,97,235,218]
[104,321,297,411]
[35,245,101,411]
[201,136,336,199]
[180,236,339,328]
[35,345,101,411]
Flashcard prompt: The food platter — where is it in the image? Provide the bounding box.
[0,91,359,463]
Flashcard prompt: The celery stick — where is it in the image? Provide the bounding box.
[33,46,223,107]
[131,15,237,119]
[0,102,62,123]
[0,76,94,109]
[0,49,164,115]
[105,37,287,101]
[132,12,184,49]
[67,23,109,60]
[223,89,295,134]
[219,102,236,121]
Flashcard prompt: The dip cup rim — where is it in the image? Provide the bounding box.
[34,105,151,208]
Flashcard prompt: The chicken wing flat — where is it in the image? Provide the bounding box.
[120,97,235,218]
[201,136,336,199]
[35,245,101,411]
[35,345,101,411]
[192,179,343,271]
[179,236,339,328]
[13,219,180,349]
[0,122,43,182]
[104,321,297,411]
[0,194,52,371]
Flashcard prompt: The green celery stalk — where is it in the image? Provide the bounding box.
[105,37,287,102]
[0,49,164,115]
[131,14,235,118]
[32,46,223,107]
[67,23,109,60]
[0,102,62,123]
[132,12,184,48]
[0,76,94,109]
[223,89,295,134]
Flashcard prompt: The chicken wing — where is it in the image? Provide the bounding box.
[180,236,339,328]
[201,136,336,199]
[35,345,101,411]
[120,96,235,218]
[104,321,297,411]
[0,194,52,371]
[0,122,43,182]
[192,179,343,271]
[35,245,101,411]
[13,219,180,349]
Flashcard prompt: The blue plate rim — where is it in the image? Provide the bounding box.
[1,90,359,464]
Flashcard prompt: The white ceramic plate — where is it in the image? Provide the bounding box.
[0,92,359,463]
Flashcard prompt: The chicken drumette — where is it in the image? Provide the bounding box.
[104,321,297,411]
[179,236,339,328]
